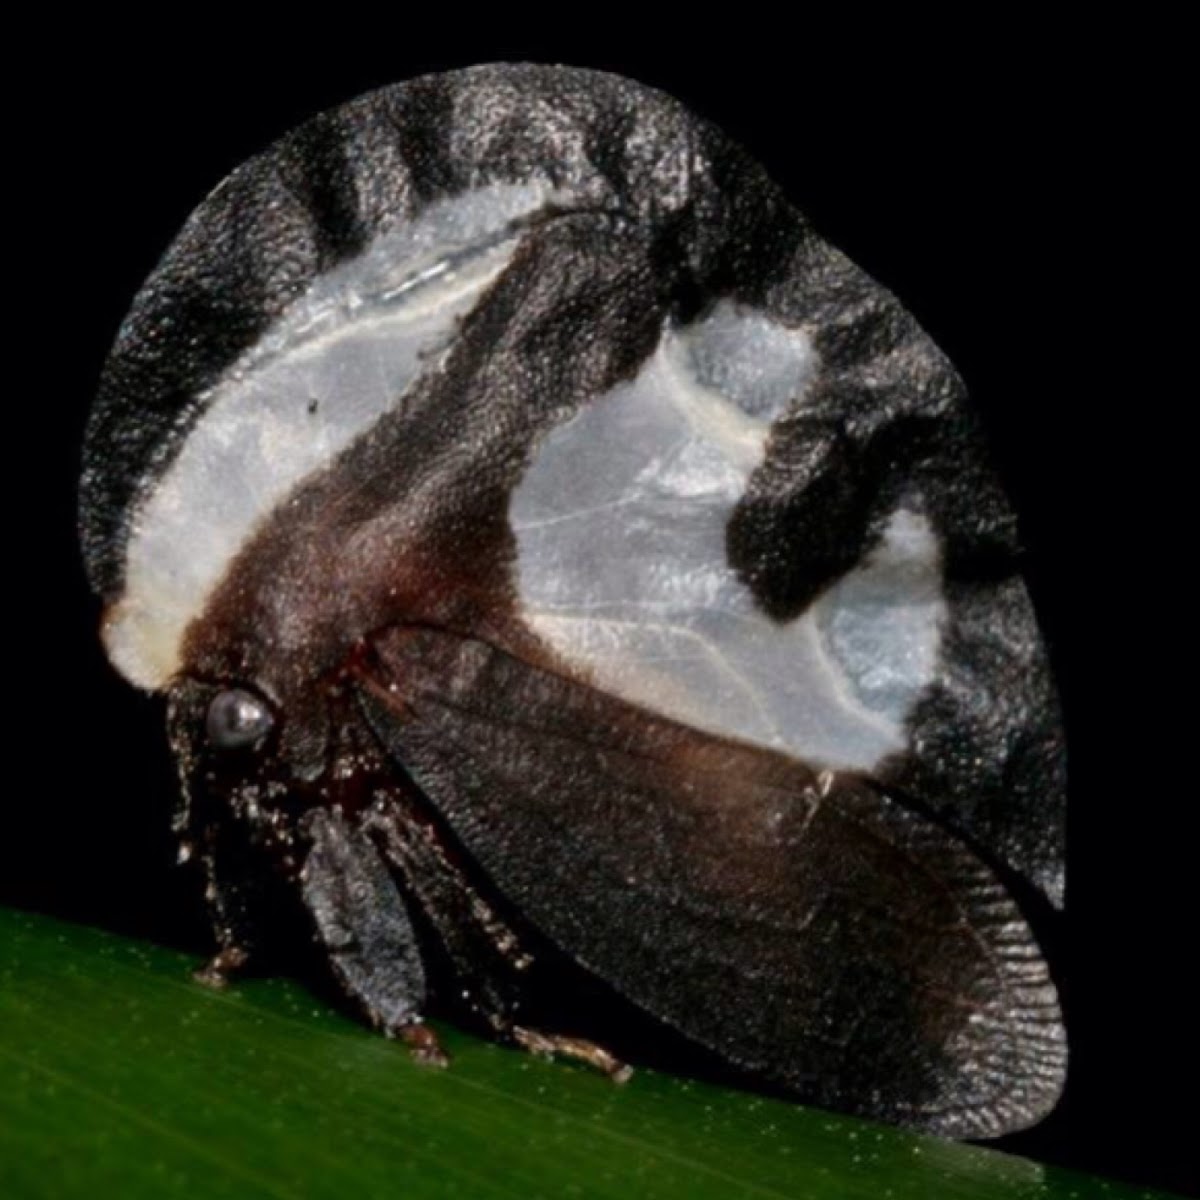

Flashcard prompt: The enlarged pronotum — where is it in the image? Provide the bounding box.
[81,64,1067,1138]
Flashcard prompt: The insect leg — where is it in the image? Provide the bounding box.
[301,807,445,1064]
[363,801,632,1081]
[512,1027,633,1082]
[363,801,528,1033]
[188,819,275,988]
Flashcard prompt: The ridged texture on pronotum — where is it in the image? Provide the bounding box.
[81,64,1066,1138]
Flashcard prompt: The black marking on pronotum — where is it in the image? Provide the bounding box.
[80,64,1067,1140]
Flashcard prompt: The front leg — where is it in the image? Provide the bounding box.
[189,822,276,990]
[301,808,446,1065]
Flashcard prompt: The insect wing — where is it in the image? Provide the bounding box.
[357,626,1066,1138]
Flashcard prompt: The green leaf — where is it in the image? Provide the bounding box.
[0,908,1166,1200]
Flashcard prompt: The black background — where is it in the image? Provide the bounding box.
[10,24,1190,1198]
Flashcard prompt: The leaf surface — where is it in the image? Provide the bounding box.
[0,909,1165,1200]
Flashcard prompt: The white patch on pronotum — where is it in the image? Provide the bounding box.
[105,183,558,690]
[510,301,947,772]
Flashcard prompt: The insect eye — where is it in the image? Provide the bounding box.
[205,688,274,750]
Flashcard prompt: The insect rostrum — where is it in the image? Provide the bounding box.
[80,64,1067,1139]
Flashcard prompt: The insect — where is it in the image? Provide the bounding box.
[80,63,1067,1139]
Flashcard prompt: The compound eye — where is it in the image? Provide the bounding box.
[206,688,274,750]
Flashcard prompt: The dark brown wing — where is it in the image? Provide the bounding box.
[358,626,1065,1138]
